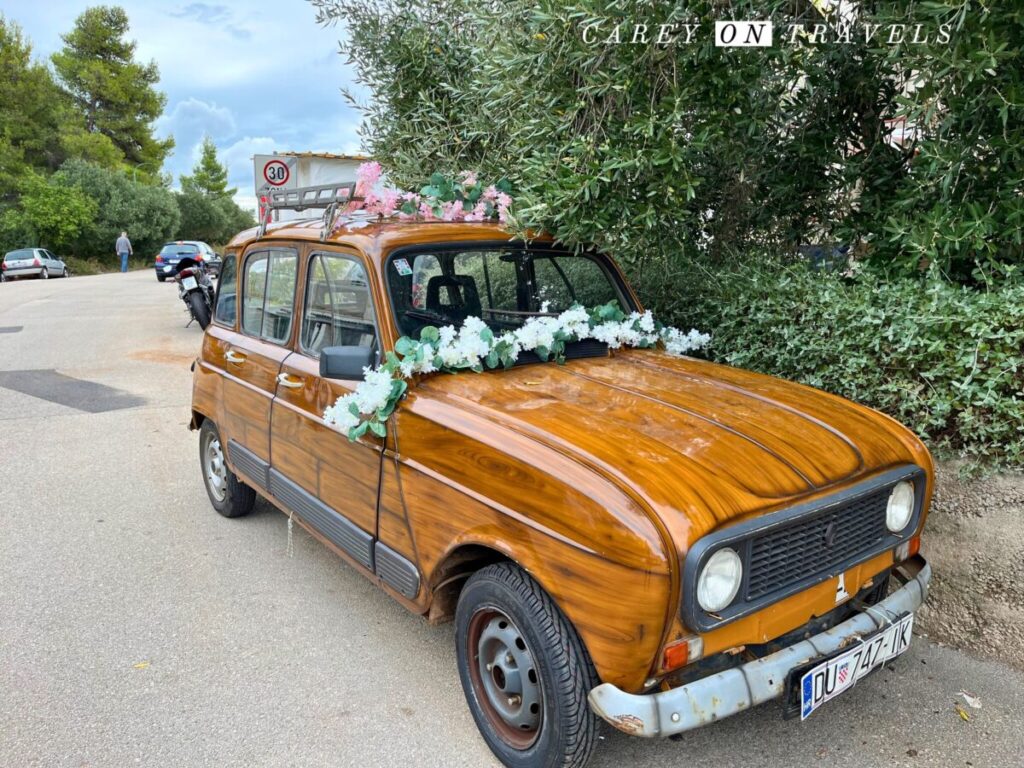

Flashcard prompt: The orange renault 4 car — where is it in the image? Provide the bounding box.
[190,186,932,768]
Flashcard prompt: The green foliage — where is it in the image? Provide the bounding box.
[674,262,1024,469]
[180,136,236,198]
[175,136,252,243]
[316,0,1023,281]
[0,16,68,186]
[176,190,254,244]
[0,172,97,251]
[861,2,1024,282]
[53,159,179,258]
[51,5,173,171]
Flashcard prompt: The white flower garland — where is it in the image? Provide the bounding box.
[323,303,710,440]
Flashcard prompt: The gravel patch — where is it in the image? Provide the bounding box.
[917,461,1024,669]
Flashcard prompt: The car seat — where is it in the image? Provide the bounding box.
[426,275,482,324]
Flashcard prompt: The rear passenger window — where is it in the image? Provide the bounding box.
[301,253,377,358]
[214,253,237,326]
[242,249,298,344]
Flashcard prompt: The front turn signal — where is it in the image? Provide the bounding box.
[663,635,704,671]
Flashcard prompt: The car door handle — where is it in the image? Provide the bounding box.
[277,373,303,389]
[225,350,247,364]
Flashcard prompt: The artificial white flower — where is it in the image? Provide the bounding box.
[662,327,711,355]
[323,395,361,432]
[324,303,709,439]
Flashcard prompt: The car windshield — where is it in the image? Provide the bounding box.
[387,246,631,339]
[161,244,199,256]
[4,249,34,262]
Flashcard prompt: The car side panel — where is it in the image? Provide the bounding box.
[393,407,673,692]
[269,352,382,537]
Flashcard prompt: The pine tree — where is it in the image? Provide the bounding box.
[51,6,173,171]
[180,136,235,198]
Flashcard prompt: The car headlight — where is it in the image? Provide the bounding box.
[697,547,743,613]
[886,480,915,532]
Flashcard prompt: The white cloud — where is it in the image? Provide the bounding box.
[157,97,236,140]
[9,0,367,210]
[221,136,279,202]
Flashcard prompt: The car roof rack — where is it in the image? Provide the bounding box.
[258,182,365,241]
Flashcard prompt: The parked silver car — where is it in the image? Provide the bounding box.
[1,248,69,281]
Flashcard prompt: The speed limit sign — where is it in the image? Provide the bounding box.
[262,159,290,187]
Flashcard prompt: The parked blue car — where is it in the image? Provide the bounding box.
[154,241,221,282]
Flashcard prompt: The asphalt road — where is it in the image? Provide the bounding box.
[1,271,1022,768]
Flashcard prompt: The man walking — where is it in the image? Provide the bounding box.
[115,231,133,273]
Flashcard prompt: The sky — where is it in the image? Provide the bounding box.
[2,0,367,210]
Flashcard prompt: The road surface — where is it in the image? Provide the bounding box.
[1,271,1022,767]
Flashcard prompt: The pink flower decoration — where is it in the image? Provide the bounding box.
[464,201,488,222]
[355,161,383,197]
[482,185,499,201]
[377,188,401,215]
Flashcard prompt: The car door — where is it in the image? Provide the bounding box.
[36,250,49,275]
[218,246,299,492]
[268,248,383,573]
[44,250,63,273]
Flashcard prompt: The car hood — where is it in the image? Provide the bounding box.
[412,349,924,550]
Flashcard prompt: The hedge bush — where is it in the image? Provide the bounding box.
[673,265,1024,469]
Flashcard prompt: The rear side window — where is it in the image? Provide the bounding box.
[241,249,298,344]
[214,253,237,326]
[161,244,199,256]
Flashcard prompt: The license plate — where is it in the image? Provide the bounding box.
[800,613,913,720]
[182,276,198,290]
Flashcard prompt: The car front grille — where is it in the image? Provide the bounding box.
[681,464,925,632]
[746,486,890,600]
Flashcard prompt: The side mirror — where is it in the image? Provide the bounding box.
[320,346,375,380]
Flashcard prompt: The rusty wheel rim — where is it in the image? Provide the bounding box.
[467,608,542,750]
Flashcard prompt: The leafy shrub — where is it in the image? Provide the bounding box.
[674,263,1024,469]
[0,172,97,252]
[315,0,1024,281]
[53,159,179,258]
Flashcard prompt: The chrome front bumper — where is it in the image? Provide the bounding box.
[588,556,931,738]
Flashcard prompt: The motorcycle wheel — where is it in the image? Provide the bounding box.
[188,291,212,329]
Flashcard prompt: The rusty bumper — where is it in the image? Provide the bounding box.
[588,556,931,737]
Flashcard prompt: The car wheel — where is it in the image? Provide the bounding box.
[61,267,69,278]
[199,420,256,518]
[188,291,212,329]
[157,274,166,282]
[456,563,600,768]
[40,268,49,279]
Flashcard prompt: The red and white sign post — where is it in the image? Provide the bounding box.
[254,155,297,223]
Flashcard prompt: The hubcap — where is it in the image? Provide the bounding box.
[468,609,542,749]
[204,433,228,502]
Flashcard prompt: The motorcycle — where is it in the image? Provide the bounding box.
[172,256,215,329]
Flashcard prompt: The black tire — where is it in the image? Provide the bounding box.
[40,268,49,279]
[156,274,165,282]
[199,420,256,518]
[455,563,599,768]
[61,267,69,278]
[188,290,212,329]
